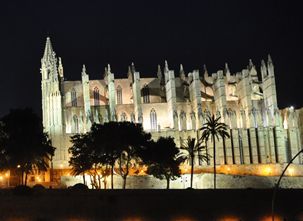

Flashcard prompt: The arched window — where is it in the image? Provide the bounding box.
[142,85,150,103]
[120,112,127,121]
[116,85,122,104]
[71,89,77,107]
[150,109,157,131]
[73,115,79,133]
[93,87,100,106]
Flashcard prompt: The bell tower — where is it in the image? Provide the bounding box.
[41,37,66,168]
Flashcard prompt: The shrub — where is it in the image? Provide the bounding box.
[69,183,89,191]
[32,184,46,191]
[13,185,33,196]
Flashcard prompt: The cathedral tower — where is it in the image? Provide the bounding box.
[41,37,67,168]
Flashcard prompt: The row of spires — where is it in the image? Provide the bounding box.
[43,37,274,80]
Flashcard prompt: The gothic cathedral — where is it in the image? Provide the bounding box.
[41,37,302,170]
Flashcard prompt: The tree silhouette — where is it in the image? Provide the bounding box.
[88,122,151,189]
[141,137,182,189]
[180,133,209,188]
[113,122,151,189]
[200,115,229,189]
[0,109,55,185]
[0,122,8,170]
[69,133,92,185]
[89,123,120,189]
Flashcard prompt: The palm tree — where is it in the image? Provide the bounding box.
[69,133,92,185]
[200,115,229,189]
[180,132,209,188]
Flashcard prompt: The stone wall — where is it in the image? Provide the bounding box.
[61,173,303,189]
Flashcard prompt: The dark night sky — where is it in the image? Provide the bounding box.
[0,0,302,117]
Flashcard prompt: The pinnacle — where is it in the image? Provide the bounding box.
[43,37,54,60]
[224,63,229,72]
[203,64,208,73]
[164,60,169,71]
[180,64,184,72]
[267,54,273,64]
[82,64,86,75]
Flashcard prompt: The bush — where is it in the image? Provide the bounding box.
[32,184,46,191]
[13,185,33,195]
[69,183,89,191]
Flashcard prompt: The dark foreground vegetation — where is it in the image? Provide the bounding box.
[0,188,302,221]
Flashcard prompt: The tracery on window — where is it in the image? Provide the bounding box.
[150,108,157,131]
[117,85,122,104]
[94,87,100,106]
[142,85,150,103]
[71,89,77,107]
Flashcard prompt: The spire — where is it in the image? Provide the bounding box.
[180,64,184,72]
[107,64,111,73]
[260,59,267,79]
[248,59,254,70]
[203,64,208,76]
[131,62,136,73]
[82,64,87,76]
[179,64,185,80]
[224,62,230,74]
[267,54,273,65]
[58,57,64,78]
[267,54,274,76]
[43,37,55,61]
[164,60,169,72]
[157,64,162,79]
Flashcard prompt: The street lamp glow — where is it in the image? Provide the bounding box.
[17,164,21,168]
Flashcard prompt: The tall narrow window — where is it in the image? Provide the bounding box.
[94,87,100,106]
[180,111,187,131]
[71,89,77,107]
[73,115,79,133]
[142,85,150,103]
[116,85,122,104]
[120,112,127,121]
[150,108,157,131]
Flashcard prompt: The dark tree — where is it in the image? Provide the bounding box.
[115,122,151,189]
[89,123,120,189]
[200,115,229,189]
[141,137,182,189]
[0,109,55,185]
[69,133,92,185]
[69,127,111,189]
[89,122,151,189]
[0,122,8,170]
[180,133,209,188]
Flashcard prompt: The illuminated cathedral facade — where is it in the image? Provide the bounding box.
[41,37,302,170]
